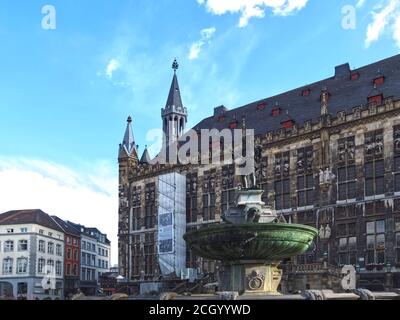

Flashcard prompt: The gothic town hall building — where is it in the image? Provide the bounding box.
[118,55,400,294]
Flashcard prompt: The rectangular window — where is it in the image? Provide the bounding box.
[16,258,28,274]
[221,190,236,213]
[202,193,216,221]
[337,165,356,201]
[145,183,156,229]
[364,130,384,197]
[366,219,386,265]
[20,228,28,233]
[38,259,45,274]
[18,240,28,251]
[38,240,45,253]
[47,260,54,274]
[365,160,384,196]
[55,261,62,276]
[394,126,400,192]
[297,174,314,207]
[275,179,290,210]
[202,194,209,221]
[4,240,14,252]
[2,258,13,274]
[274,152,291,210]
[56,244,62,256]
[396,233,400,264]
[186,173,198,223]
[47,242,54,255]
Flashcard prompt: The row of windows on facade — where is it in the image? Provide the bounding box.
[81,267,96,281]
[66,247,79,261]
[0,240,62,256]
[81,240,97,253]
[65,236,79,246]
[4,227,62,239]
[298,216,400,267]
[1,257,62,276]
[129,127,400,226]
[65,262,79,276]
[80,240,109,257]
[81,253,108,268]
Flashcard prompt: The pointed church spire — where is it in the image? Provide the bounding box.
[119,116,137,159]
[165,60,183,112]
[162,59,188,146]
[140,146,151,164]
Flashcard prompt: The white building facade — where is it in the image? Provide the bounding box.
[0,210,64,300]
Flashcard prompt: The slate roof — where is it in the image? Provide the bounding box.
[164,73,184,113]
[0,209,64,232]
[193,54,400,136]
[140,147,151,164]
[51,215,81,236]
[119,116,137,159]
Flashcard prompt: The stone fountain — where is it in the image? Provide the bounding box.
[184,177,318,296]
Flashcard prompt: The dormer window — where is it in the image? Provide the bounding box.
[368,94,383,106]
[257,103,267,111]
[271,108,282,117]
[217,116,225,123]
[281,119,295,129]
[350,72,360,81]
[374,76,385,86]
[229,121,238,129]
[302,89,311,97]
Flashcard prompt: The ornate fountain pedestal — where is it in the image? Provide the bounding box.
[220,261,282,295]
[184,189,318,296]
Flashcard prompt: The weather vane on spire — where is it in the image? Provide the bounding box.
[172,58,179,73]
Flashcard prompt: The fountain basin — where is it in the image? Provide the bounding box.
[184,223,317,295]
[184,223,318,262]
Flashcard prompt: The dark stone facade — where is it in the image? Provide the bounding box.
[118,54,400,292]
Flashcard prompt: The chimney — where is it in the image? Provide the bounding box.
[334,63,351,80]
[214,105,228,117]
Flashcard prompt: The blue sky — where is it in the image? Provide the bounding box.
[0,0,399,264]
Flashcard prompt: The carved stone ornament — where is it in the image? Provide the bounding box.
[319,167,335,187]
[247,271,265,291]
[337,111,346,123]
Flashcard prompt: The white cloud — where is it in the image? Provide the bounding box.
[189,27,216,60]
[106,58,120,78]
[365,0,400,48]
[197,0,309,27]
[0,157,118,265]
[394,14,400,47]
[356,0,366,8]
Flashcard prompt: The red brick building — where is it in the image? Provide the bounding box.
[52,216,81,298]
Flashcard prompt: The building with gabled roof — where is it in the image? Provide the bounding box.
[0,209,65,300]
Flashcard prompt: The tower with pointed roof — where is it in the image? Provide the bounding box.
[118,116,138,191]
[161,59,188,147]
